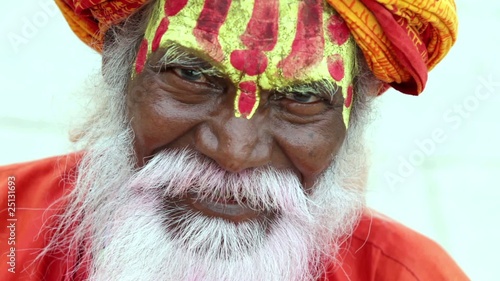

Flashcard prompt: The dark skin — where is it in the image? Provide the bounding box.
[126,47,347,222]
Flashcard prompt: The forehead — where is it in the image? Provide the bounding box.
[142,0,355,90]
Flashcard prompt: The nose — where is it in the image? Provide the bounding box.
[195,112,272,173]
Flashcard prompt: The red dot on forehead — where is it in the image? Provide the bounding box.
[327,14,350,45]
[230,50,268,76]
[327,54,345,82]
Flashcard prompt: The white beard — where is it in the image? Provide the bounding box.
[81,147,364,281]
[71,129,368,281]
[50,84,368,281]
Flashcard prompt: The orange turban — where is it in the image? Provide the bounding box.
[55,0,458,95]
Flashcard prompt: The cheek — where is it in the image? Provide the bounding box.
[273,120,346,186]
[127,90,211,166]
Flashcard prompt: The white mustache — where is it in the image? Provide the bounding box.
[128,149,310,213]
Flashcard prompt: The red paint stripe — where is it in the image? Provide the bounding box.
[152,17,169,52]
[135,39,149,73]
[345,85,353,108]
[240,0,279,51]
[278,0,325,78]
[193,0,232,61]
[238,81,258,117]
[164,0,188,17]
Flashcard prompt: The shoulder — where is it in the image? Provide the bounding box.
[0,153,81,179]
[0,154,82,210]
[1,153,82,192]
[0,152,82,204]
[0,154,81,280]
[326,209,469,281]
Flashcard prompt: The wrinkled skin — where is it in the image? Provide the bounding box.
[127,47,347,209]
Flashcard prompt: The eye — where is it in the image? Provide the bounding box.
[284,92,323,104]
[172,68,208,83]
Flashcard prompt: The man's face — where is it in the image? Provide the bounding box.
[127,0,355,223]
[56,2,365,280]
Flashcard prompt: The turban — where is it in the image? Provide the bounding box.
[55,0,458,95]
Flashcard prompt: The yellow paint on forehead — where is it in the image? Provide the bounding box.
[138,0,356,126]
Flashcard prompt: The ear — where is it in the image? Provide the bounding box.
[375,83,390,96]
[352,72,384,98]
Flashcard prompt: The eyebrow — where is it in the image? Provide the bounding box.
[151,43,224,77]
[276,79,341,102]
[151,43,342,100]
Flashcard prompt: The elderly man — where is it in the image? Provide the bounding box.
[0,0,468,280]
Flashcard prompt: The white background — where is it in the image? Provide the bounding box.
[1,1,499,280]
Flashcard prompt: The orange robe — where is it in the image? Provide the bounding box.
[0,155,469,280]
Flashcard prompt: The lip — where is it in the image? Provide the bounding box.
[185,195,262,223]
